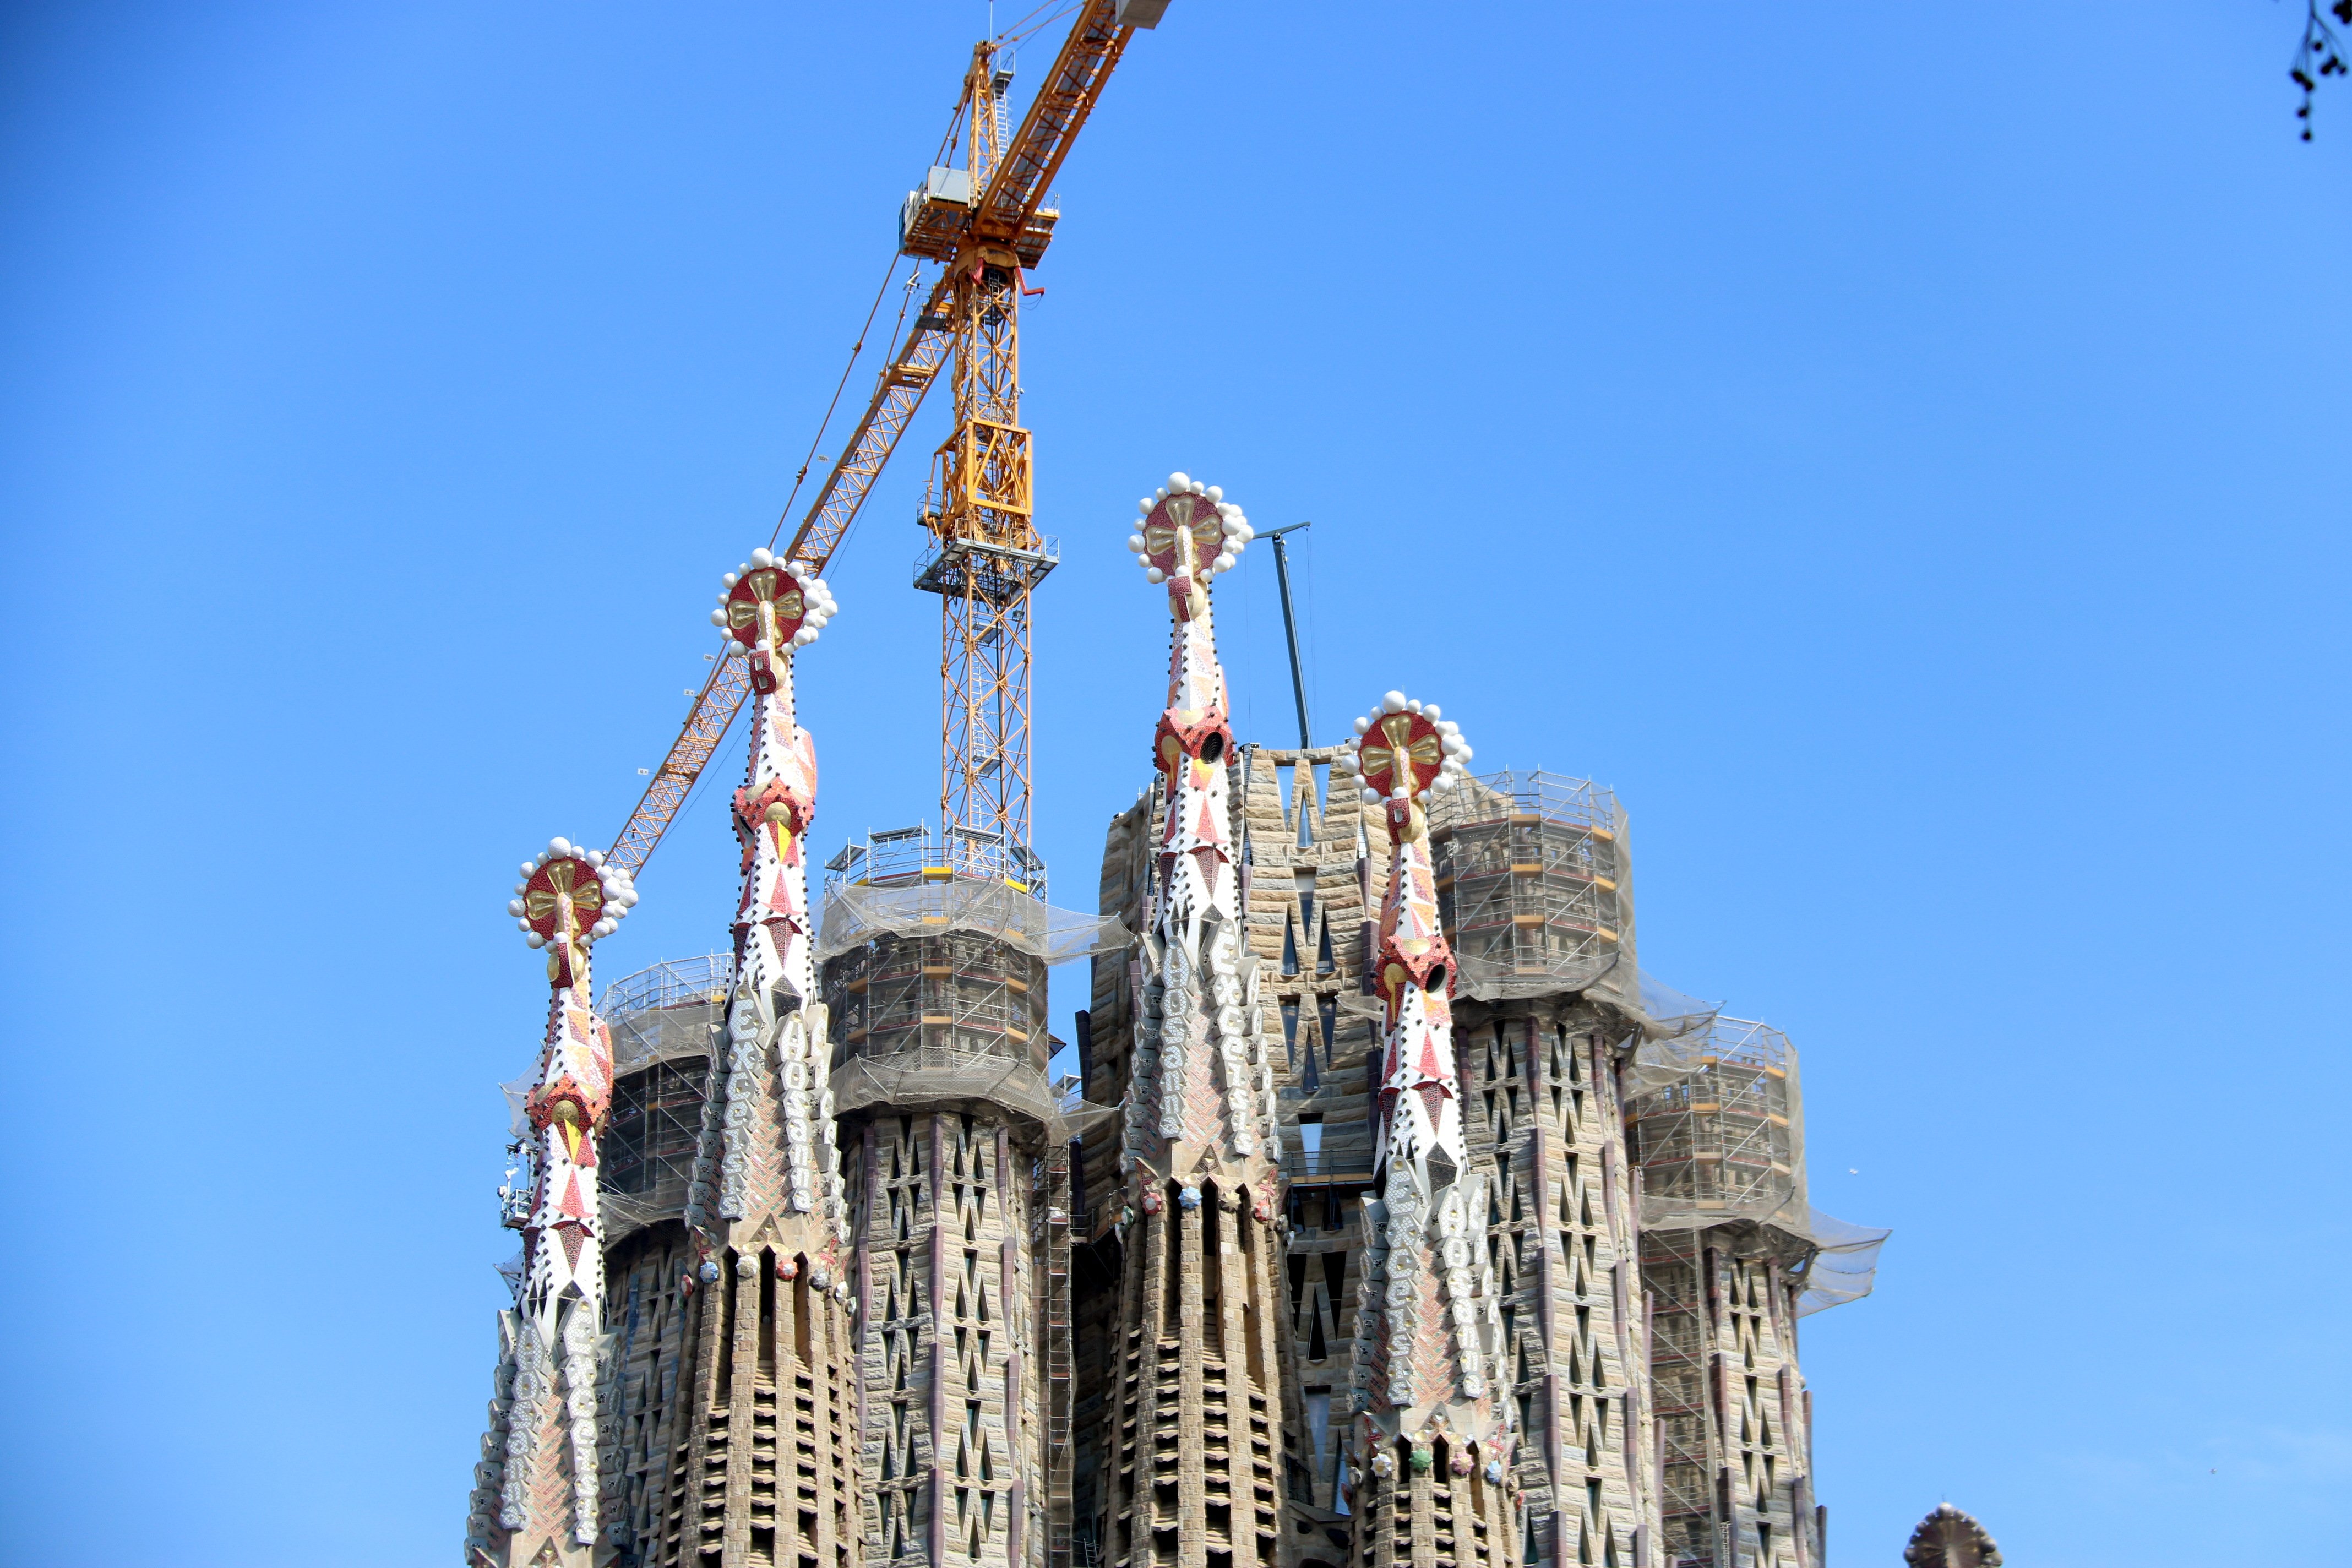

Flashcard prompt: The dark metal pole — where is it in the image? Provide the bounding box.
[1262,521,1314,748]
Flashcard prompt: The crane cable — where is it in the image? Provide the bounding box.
[994,1,1077,48]
[765,50,987,556]
[765,253,922,552]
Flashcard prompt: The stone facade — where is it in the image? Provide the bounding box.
[846,1108,1043,1568]
[1452,999,1649,1568]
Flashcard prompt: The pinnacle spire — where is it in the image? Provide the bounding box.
[464,837,639,1565]
[1334,690,1512,1539]
[687,552,850,1260]
[1117,473,1278,1174]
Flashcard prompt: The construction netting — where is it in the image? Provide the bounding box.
[1789,1207,1890,1315]
[1630,1016,1809,1227]
[1429,769,1630,1001]
[830,1047,1120,1145]
[1626,970,1720,1047]
[823,926,1052,1065]
[1626,1015,1888,1314]
[600,953,732,1074]
[815,877,1130,966]
[818,878,1126,1144]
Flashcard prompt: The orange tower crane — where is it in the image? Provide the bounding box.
[603,0,1168,883]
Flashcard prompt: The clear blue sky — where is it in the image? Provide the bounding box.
[3,3,2346,1565]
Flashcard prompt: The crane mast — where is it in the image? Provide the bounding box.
[915,41,1051,872]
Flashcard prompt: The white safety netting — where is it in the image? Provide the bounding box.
[1628,1015,1888,1314]
[1790,1207,1891,1315]
[829,1047,1121,1145]
[815,878,1131,965]
[500,1072,535,1139]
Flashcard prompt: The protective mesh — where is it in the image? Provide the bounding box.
[821,921,1117,1142]
[1627,1016,1889,1314]
[1429,770,1628,1001]
[1630,1016,1809,1229]
[824,927,1052,1066]
[1790,1207,1890,1316]
[815,878,1130,965]
[829,1048,1119,1145]
[599,953,732,1074]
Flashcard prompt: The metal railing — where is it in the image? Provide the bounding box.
[1429,767,1620,835]
[824,822,1048,899]
[597,952,734,1019]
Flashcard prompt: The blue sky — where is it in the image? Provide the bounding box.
[3,3,2347,1564]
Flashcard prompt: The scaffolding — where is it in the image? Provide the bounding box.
[1627,1018,1805,1229]
[600,951,733,1074]
[1629,1016,1889,1319]
[1429,769,1628,1000]
[824,820,1047,899]
[824,925,1050,1068]
[1641,1226,1719,1568]
[593,952,733,1238]
[819,823,1117,1139]
[603,1059,706,1203]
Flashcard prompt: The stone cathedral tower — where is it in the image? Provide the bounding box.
[1330,694,1518,1568]
[465,839,641,1566]
[654,553,860,1568]
[1434,773,1658,1568]
[1094,475,1293,1568]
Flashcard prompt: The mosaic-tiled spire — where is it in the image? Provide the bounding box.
[464,837,639,1566]
[1118,470,1281,1184]
[1336,694,1520,1565]
[682,549,851,1255]
[651,551,864,1568]
[1099,472,1292,1568]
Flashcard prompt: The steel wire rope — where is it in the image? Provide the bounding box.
[764,253,914,552]
[760,59,981,555]
[1233,538,1256,745]
[612,50,993,874]
[994,1,1077,48]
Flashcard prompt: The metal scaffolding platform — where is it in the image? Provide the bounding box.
[1430,769,1628,1000]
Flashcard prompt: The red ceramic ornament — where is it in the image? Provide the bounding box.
[723,565,812,694]
[1355,709,1445,801]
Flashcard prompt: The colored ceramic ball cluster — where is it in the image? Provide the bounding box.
[1332,692,1474,804]
[1125,471,1253,583]
[507,837,640,948]
[707,547,838,651]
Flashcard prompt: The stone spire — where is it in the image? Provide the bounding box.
[1099,472,1291,1568]
[1333,693,1520,1568]
[686,548,848,1249]
[645,551,862,1568]
[464,836,641,1566]
[1118,471,1280,1171]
